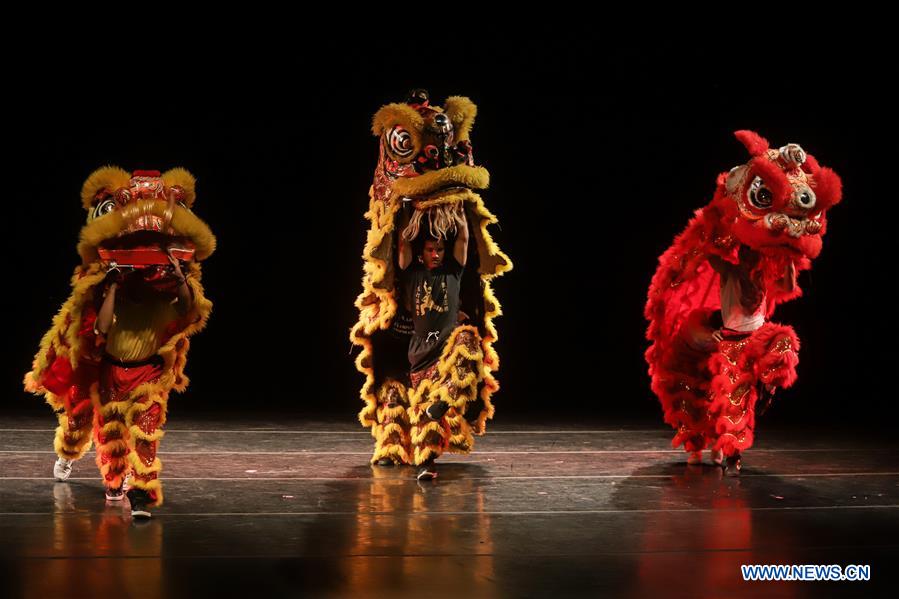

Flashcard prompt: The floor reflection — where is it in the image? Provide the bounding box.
[618,463,808,599]
[305,463,498,597]
[17,483,165,599]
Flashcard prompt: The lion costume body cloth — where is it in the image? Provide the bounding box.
[351,92,512,466]
[24,168,215,506]
[645,131,842,458]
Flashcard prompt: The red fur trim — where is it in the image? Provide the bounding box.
[748,157,793,212]
[752,324,800,388]
[802,154,821,174]
[731,218,824,259]
[811,166,842,211]
[734,130,770,157]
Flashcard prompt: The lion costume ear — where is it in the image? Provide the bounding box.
[734,130,770,157]
[444,96,477,142]
[372,102,425,136]
[162,167,197,208]
[80,166,130,211]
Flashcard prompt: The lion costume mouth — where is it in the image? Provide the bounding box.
[77,169,216,266]
[98,230,196,266]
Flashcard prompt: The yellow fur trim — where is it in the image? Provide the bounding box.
[128,452,162,476]
[443,96,477,142]
[161,167,197,208]
[26,264,105,381]
[96,438,130,458]
[97,399,132,418]
[445,412,475,452]
[80,166,200,211]
[445,412,464,426]
[123,387,169,442]
[449,368,480,390]
[371,410,412,464]
[372,103,426,136]
[393,166,489,197]
[128,425,166,443]
[41,390,65,411]
[377,404,408,421]
[81,166,131,210]
[413,446,442,465]
[99,420,129,438]
[27,257,211,477]
[54,417,93,459]
[56,411,91,438]
[407,382,434,412]
[24,372,42,394]
[411,420,446,446]
[378,422,409,441]
[374,423,410,442]
[78,200,216,263]
[377,378,409,404]
[126,389,169,412]
[370,443,412,465]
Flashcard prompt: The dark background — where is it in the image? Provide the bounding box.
[3,38,894,428]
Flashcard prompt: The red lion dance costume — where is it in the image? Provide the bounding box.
[24,168,214,513]
[645,131,842,469]
[351,91,511,471]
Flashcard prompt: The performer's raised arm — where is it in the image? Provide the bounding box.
[453,207,469,267]
[168,251,195,315]
[96,278,118,335]
[773,259,797,294]
[398,204,412,271]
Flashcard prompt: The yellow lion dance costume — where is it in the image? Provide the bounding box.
[351,90,511,471]
[24,168,214,511]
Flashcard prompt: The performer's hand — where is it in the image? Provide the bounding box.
[104,264,125,286]
[166,250,185,279]
[711,329,724,342]
[457,310,470,324]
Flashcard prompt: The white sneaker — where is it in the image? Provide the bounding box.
[105,486,125,501]
[53,458,73,481]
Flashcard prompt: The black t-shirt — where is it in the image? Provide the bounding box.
[406,257,463,372]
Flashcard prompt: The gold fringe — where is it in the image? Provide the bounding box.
[410,420,446,446]
[377,404,408,421]
[413,445,442,466]
[371,443,412,465]
[127,452,162,476]
[53,412,93,460]
[99,420,129,438]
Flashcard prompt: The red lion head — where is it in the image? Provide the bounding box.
[713,130,842,259]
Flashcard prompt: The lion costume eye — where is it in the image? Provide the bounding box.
[747,176,773,210]
[387,126,414,158]
[92,198,116,219]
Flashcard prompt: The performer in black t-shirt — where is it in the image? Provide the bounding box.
[398,204,472,480]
